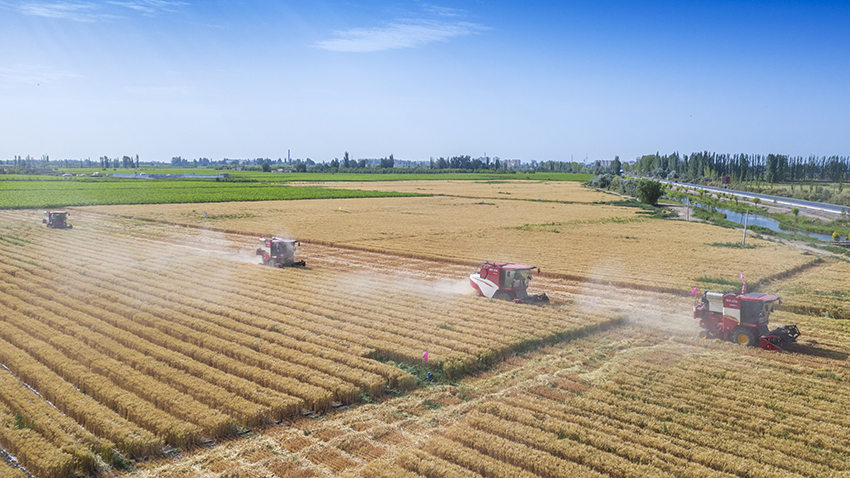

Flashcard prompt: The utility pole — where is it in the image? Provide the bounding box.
[742,209,749,246]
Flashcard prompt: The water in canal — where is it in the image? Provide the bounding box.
[678,200,834,242]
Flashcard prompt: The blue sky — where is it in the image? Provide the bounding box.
[2,1,849,163]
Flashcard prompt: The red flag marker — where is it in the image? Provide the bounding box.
[423,351,428,362]
[690,286,698,295]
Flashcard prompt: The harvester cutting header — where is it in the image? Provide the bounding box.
[257,236,306,268]
[694,289,800,351]
[470,261,549,304]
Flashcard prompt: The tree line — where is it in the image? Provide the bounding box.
[632,152,848,184]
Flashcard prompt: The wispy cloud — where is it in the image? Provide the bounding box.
[420,4,465,18]
[12,2,117,22]
[10,0,185,21]
[316,20,487,53]
[0,64,82,85]
[315,3,487,53]
[106,0,186,15]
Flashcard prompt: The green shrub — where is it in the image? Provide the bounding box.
[636,179,664,205]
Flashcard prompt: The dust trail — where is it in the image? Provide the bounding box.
[574,260,695,336]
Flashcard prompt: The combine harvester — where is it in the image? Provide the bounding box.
[694,288,800,351]
[256,236,306,268]
[43,211,72,229]
[470,261,549,304]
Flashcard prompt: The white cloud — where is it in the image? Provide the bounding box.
[316,20,487,53]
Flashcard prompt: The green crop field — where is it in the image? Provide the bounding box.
[1,169,590,209]
[0,180,422,209]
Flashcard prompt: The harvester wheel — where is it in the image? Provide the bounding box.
[496,292,512,301]
[732,327,757,347]
[698,329,710,340]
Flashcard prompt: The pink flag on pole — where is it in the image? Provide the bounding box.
[739,272,745,280]
[690,286,698,295]
[423,351,428,362]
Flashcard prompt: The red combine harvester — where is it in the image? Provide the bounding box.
[469,261,549,304]
[43,211,72,229]
[694,290,800,351]
[256,236,306,268]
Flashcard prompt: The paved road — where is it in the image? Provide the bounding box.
[658,179,847,215]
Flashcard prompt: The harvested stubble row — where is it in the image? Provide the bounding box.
[540,389,815,478]
[0,399,75,478]
[0,293,236,440]
[359,460,425,478]
[2,242,382,405]
[10,277,302,422]
[392,448,483,478]
[2,259,309,417]
[445,421,606,478]
[424,434,538,478]
[0,336,162,458]
[398,336,850,478]
[0,463,26,478]
[168,254,525,367]
[0,310,202,449]
[620,359,850,433]
[605,371,845,471]
[31,224,614,379]
[152,254,600,380]
[476,402,708,478]
[19,232,411,394]
[222,262,617,376]
[1,282,273,428]
[112,276,391,395]
[529,357,845,477]
[75,293,337,412]
[0,365,109,476]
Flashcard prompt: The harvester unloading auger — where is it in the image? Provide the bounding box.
[694,288,800,351]
[256,236,306,268]
[470,261,549,304]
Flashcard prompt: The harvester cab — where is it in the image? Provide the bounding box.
[256,237,306,268]
[694,290,800,351]
[43,211,72,229]
[469,261,549,304]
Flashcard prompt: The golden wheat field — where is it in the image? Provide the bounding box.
[288,179,617,202]
[769,258,850,320]
[82,190,817,293]
[0,209,615,477]
[2,180,849,478]
[130,322,850,478]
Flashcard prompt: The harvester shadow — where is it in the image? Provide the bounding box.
[786,343,849,361]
